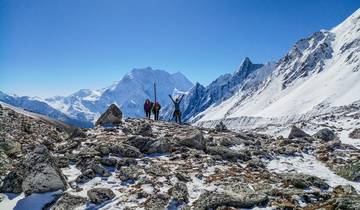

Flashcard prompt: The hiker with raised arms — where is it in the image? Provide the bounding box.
[169,94,184,124]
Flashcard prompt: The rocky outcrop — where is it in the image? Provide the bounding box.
[333,163,360,182]
[95,104,122,126]
[50,193,88,210]
[192,191,268,210]
[1,145,67,195]
[205,145,250,161]
[288,126,310,139]
[21,145,68,195]
[349,128,360,139]
[214,121,228,132]
[313,128,336,141]
[126,136,172,154]
[175,130,206,150]
[87,188,115,204]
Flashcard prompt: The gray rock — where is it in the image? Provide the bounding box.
[118,165,142,181]
[175,172,191,182]
[21,145,67,195]
[110,143,143,158]
[176,131,206,150]
[144,194,170,210]
[76,169,96,184]
[0,151,10,177]
[331,195,360,210]
[192,191,268,210]
[100,157,118,167]
[349,128,360,139]
[334,163,360,182]
[145,164,170,176]
[50,193,88,210]
[206,146,251,161]
[288,126,310,139]
[333,185,358,196]
[0,137,21,156]
[116,158,138,169]
[90,163,111,177]
[127,136,172,154]
[0,171,24,193]
[283,173,329,190]
[22,164,68,195]
[314,128,336,141]
[87,188,115,204]
[135,123,153,137]
[68,128,87,139]
[215,122,228,132]
[95,104,122,126]
[169,182,189,203]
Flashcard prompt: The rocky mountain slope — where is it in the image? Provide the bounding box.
[194,8,360,129]
[1,103,360,209]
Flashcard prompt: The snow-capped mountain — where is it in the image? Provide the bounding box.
[195,8,360,128]
[0,91,92,127]
[44,67,193,124]
[162,58,275,121]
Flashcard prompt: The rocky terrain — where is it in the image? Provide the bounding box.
[1,104,360,209]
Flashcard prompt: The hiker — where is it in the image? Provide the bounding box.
[169,94,184,124]
[152,101,161,120]
[144,99,153,119]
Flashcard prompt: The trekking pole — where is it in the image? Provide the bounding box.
[154,82,157,104]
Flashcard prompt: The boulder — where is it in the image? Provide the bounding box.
[334,163,360,182]
[175,172,192,182]
[0,151,10,177]
[76,169,96,184]
[333,185,357,196]
[116,158,138,169]
[283,173,329,190]
[68,128,87,139]
[144,194,170,210]
[349,128,360,139]
[288,126,310,139]
[126,136,172,154]
[0,171,24,193]
[20,145,67,195]
[87,188,115,204]
[135,123,153,137]
[330,195,360,210]
[95,104,122,126]
[176,130,206,150]
[0,137,21,156]
[206,146,251,161]
[100,157,118,167]
[50,193,88,210]
[110,143,143,158]
[215,121,228,132]
[145,163,170,176]
[118,165,142,182]
[192,191,268,210]
[313,128,336,141]
[169,182,189,203]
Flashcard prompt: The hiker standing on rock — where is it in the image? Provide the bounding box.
[169,94,184,124]
[152,101,161,120]
[144,99,153,119]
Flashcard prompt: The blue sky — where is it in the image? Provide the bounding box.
[1,0,359,97]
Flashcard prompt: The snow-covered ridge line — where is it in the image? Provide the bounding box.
[193,8,360,123]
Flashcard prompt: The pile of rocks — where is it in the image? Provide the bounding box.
[0,104,359,209]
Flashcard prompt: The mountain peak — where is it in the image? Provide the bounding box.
[234,57,264,79]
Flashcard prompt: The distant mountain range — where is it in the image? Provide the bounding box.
[1,9,360,129]
[0,68,193,127]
